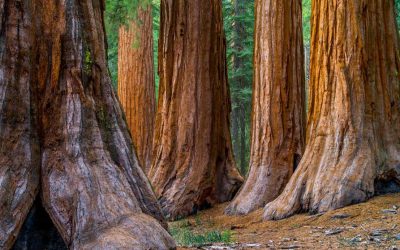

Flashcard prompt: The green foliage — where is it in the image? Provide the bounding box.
[302,0,311,46]
[83,49,93,74]
[303,0,312,89]
[396,0,400,29]
[223,0,254,173]
[152,0,160,95]
[169,221,233,247]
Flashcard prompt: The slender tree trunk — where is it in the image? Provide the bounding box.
[0,0,175,249]
[117,5,155,172]
[264,0,400,220]
[226,0,306,215]
[149,0,243,220]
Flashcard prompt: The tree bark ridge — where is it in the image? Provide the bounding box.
[0,0,176,249]
[226,0,306,216]
[149,0,243,220]
[264,0,400,220]
[117,5,155,172]
[0,1,40,248]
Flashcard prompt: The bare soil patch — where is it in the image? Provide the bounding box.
[170,193,400,249]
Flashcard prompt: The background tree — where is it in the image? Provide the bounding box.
[105,0,161,90]
[226,0,306,216]
[117,0,155,171]
[303,0,311,97]
[264,0,400,220]
[223,0,254,175]
[149,0,243,220]
[0,0,175,249]
[396,0,400,27]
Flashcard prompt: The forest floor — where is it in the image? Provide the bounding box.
[169,193,400,249]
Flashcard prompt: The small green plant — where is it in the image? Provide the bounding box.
[195,215,202,226]
[169,226,233,247]
[84,49,92,74]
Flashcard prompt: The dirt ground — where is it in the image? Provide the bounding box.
[170,193,400,249]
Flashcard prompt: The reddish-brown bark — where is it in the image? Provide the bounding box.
[0,0,175,249]
[117,5,155,172]
[264,0,400,220]
[149,0,243,220]
[226,0,306,216]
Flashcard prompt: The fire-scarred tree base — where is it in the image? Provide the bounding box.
[13,199,67,250]
[0,0,176,249]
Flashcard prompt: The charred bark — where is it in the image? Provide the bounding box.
[226,0,306,216]
[149,0,243,220]
[0,0,175,249]
[264,0,400,220]
[117,4,155,172]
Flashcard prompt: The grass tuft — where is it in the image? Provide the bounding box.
[169,222,233,247]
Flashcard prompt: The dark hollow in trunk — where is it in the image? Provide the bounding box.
[12,199,67,250]
[0,0,176,249]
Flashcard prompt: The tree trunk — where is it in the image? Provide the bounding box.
[12,198,67,250]
[149,0,243,220]
[264,0,400,220]
[0,1,40,248]
[226,0,306,215]
[117,5,155,172]
[0,0,175,249]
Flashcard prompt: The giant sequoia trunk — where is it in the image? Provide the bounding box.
[264,0,400,220]
[226,0,306,216]
[0,0,175,249]
[149,0,243,220]
[0,1,40,248]
[117,4,155,172]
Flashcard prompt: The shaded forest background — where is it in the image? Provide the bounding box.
[104,0,400,175]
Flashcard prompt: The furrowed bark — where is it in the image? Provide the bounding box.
[37,0,174,248]
[0,1,40,249]
[149,0,243,220]
[226,0,306,215]
[0,0,176,249]
[264,0,400,220]
[117,4,155,172]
